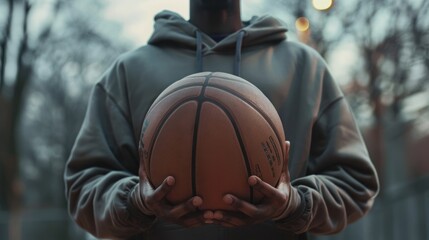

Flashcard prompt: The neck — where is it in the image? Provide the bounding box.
[189,1,242,35]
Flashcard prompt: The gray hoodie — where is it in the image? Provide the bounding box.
[65,10,379,240]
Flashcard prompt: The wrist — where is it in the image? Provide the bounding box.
[272,186,302,221]
[122,182,157,231]
[128,183,155,217]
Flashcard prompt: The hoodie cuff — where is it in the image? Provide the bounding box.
[274,187,309,233]
[126,183,157,230]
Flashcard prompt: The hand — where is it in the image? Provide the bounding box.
[130,166,208,228]
[207,141,300,227]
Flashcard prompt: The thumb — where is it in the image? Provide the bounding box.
[278,141,291,184]
[285,141,290,154]
[282,141,291,171]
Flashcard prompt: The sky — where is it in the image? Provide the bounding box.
[102,0,290,45]
[102,0,190,44]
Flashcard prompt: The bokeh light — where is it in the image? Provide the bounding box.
[295,17,310,32]
[312,0,333,11]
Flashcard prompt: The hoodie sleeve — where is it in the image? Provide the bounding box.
[275,51,379,234]
[64,60,154,239]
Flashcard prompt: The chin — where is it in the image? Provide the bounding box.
[198,0,232,10]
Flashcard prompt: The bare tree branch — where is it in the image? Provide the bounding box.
[0,0,14,91]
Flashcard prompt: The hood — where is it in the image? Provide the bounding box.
[147,10,288,76]
[148,10,288,51]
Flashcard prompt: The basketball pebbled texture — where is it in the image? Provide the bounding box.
[139,72,286,210]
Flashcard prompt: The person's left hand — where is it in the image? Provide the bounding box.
[204,141,299,227]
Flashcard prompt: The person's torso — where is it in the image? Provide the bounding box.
[119,40,322,239]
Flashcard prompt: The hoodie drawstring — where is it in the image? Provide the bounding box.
[195,30,245,77]
[195,30,204,72]
[234,30,245,77]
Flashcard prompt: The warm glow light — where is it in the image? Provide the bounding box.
[295,17,310,32]
[312,0,333,11]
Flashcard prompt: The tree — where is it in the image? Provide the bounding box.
[276,1,429,239]
[280,0,429,184]
[0,0,128,239]
[1,0,35,216]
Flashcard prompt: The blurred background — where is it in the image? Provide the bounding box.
[0,0,428,239]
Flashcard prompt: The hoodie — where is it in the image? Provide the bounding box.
[65,10,379,240]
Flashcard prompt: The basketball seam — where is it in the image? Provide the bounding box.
[148,74,255,114]
[205,84,285,159]
[211,75,255,87]
[191,73,213,197]
[145,96,198,182]
[204,99,254,204]
[147,83,205,114]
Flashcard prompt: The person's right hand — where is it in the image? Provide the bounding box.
[130,166,209,228]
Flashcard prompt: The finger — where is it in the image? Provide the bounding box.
[203,210,215,224]
[213,210,248,227]
[223,194,259,218]
[203,210,214,219]
[150,176,175,203]
[213,210,223,220]
[169,196,202,219]
[248,176,280,199]
[282,141,290,171]
[285,141,290,154]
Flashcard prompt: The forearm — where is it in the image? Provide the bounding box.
[276,172,377,234]
[275,98,379,234]
[66,171,155,238]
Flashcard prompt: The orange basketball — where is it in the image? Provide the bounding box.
[139,72,286,210]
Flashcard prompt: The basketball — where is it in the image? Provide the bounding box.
[139,72,286,210]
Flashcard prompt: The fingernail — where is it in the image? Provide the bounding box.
[214,211,223,220]
[248,176,258,186]
[192,196,202,206]
[223,195,233,204]
[166,176,175,186]
[204,211,213,219]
